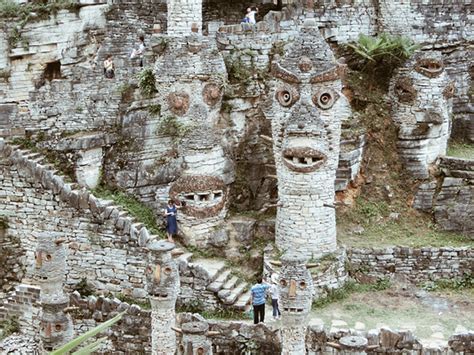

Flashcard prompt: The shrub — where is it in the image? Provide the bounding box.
[156,116,193,141]
[0,316,20,339]
[137,68,157,97]
[347,34,418,76]
[147,104,161,116]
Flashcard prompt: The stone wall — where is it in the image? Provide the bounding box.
[413,156,474,236]
[347,247,473,282]
[0,225,25,293]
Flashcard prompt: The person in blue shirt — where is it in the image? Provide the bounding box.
[164,199,178,243]
[250,278,270,324]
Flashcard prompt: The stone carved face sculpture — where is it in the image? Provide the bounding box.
[40,304,73,352]
[35,235,67,302]
[154,36,233,247]
[389,51,454,178]
[278,254,314,318]
[145,240,180,305]
[262,22,350,257]
[178,322,212,355]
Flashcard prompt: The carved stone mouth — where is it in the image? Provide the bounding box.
[282,147,327,172]
[415,59,444,78]
[283,307,305,313]
[169,175,226,218]
[156,293,169,299]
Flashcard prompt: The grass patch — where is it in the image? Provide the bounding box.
[114,293,151,310]
[337,196,473,248]
[421,274,473,292]
[176,299,246,320]
[0,316,20,340]
[92,185,165,238]
[446,140,474,159]
[156,116,194,142]
[312,279,391,309]
[147,104,161,117]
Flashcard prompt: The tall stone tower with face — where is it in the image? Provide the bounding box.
[155,36,234,247]
[145,240,180,355]
[263,21,351,258]
[35,234,73,352]
[389,51,454,179]
[278,253,315,354]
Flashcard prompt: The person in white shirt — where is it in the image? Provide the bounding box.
[130,35,146,67]
[247,6,258,24]
[269,275,281,319]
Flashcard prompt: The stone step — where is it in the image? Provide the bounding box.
[223,282,248,305]
[207,269,232,292]
[191,259,227,283]
[222,275,239,290]
[234,290,252,310]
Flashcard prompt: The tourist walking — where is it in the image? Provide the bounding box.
[103,54,115,79]
[164,199,178,243]
[250,278,269,324]
[269,276,281,320]
[130,35,146,67]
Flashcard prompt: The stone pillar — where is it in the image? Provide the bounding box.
[146,240,180,355]
[278,254,314,355]
[389,51,454,179]
[167,0,203,36]
[262,20,351,258]
[178,321,213,355]
[35,234,73,352]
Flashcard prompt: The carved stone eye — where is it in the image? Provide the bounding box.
[415,58,444,78]
[300,281,307,289]
[280,279,287,287]
[164,266,172,275]
[394,77,416,104]
[46,254,52,261]
[276,89,297,107]
[55,324,62,332]
[313,89,339,110]
[203,83,221,106]
[167,92,190,116]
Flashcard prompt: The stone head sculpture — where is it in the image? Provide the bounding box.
[35,234,67,302]
[40,303,73,352]
[263,21,350,258]
[389,51,454,179]
[176,321,214,355]
[36,234,73,351]
[154,36,233,246]
[278,253,315,321]
[145,240,180,307]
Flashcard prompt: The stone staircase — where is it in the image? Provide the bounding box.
[175,253,251,311]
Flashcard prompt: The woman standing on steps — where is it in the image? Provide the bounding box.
[164,199,179,243]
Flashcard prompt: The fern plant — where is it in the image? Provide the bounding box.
[347,33,418,71]
[137,68,157,98]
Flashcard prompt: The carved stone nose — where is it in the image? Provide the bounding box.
[423,109,443,124]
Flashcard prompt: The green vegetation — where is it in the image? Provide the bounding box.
[421,274,473,292]
[0,68,11,80]
[147,104,161,116]
[73,278,95,297]
[0,216,8,229]
[156,116,194,142]
[446,140,474,159]
[224,56,253,83]
[137,68,157,98]
[0,0,79,20]
[50,312,124,355]
[347,33,418,74]
[176,299,246,320]
[312,279,391,309]
[114,293,151,310]
[337,196,473,248]
[0,316,20,340]
[92,185,165,238]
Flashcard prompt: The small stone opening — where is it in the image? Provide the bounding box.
[44,61,62,81]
